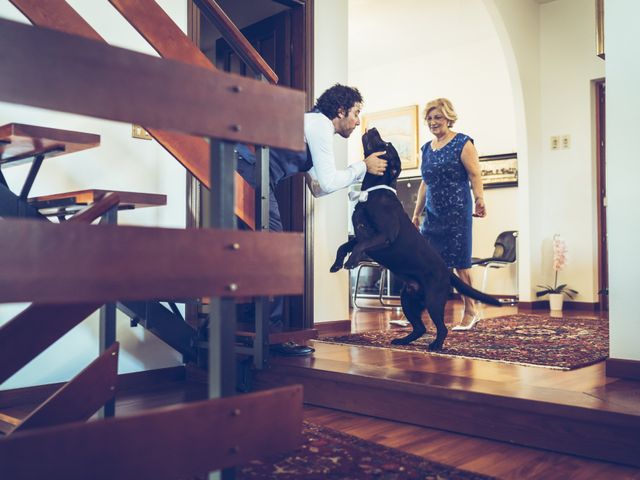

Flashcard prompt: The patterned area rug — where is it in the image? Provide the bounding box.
[316,314,608,370]
[239,421,493,479]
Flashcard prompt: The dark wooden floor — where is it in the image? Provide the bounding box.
[289,302,640,479]
[6,301,637,479]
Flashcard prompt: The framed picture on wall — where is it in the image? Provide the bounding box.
[479,153,518,189]
[362,105,419,170]
[596,0,605,59]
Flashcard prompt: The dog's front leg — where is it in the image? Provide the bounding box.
[343,234,390,269]
[330,238,358,272]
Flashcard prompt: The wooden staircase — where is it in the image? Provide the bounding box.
[0,8,306,477]
[5,0,316,375]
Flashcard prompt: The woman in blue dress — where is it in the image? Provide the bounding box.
[411,98,486,330]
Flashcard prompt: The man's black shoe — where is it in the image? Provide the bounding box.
[271,342,315,356]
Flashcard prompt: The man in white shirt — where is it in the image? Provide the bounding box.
[235,84,387,353]
[236,83,387,231]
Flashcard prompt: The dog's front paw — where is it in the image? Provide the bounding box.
[329,262,343,273]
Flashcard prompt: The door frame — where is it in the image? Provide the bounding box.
[187,0,315,328]
[595,78,608,311]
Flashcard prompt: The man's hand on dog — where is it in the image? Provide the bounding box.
[364,151,387,176]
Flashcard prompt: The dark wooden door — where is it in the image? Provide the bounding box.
[596,80,608,311]
[215,7,309,328]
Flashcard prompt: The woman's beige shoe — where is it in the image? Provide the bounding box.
[452,314,481,331]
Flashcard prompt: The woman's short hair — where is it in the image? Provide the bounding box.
[315,84,363,119]
[423,98,458,126]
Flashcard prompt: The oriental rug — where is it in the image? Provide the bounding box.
[238,421,493,479]
[316,314,608,370]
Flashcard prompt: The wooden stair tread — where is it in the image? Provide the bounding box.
[29,189,167,211]
[0,123,100,167]
[265,352,640,421]
[256,353,640,468]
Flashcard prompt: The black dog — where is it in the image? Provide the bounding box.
[331,128,500,351]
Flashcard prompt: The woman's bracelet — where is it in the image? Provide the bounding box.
[474,197,484,203]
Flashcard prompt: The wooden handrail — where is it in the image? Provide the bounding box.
[9,0,257,228]
[0,219,304,304]
[193,0,279,83]
[0,18,304,150]
[0,385,303,480]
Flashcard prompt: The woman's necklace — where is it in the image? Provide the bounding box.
[432,132,454,151]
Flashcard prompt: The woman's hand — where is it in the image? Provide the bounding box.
[364,151,387,176]
[473,197,486,217]
[411,215,421,229]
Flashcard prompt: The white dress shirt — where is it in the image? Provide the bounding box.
[304,111,366,197]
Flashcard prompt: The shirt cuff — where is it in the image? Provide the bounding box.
[354,160,367,181]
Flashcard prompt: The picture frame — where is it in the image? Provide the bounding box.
[596,0,605,59]
[362,105,419,170]
[479,153,518,189]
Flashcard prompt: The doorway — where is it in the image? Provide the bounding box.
[188,0,313,329]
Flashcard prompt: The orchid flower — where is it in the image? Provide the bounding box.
[536,234,578,299]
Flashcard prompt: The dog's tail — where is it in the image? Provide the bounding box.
[450,272,502,306]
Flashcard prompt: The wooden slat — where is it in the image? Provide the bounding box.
[13,342,119,433]
[10,0,255,228]
[0,18,305,151]
[0,123,100,167]
[9,0,103,41]
[108,0,214,69]
[65,192,121,223]
[0,413,20,427]
[193,0,279,83]
[0,303,101,385]
[0,219,304,303]
[0,385,303,480]
[30,189,165,211]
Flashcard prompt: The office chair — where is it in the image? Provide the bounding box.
[472,230,518,299]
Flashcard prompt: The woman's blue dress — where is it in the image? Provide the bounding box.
[420,133,473,269]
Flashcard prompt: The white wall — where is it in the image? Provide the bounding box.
[605,0,640,361]
[0,0,187,390]
[312,0,351,322]
[538,0,605,302]
[489,0,604,303]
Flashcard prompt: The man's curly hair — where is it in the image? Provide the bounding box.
[314,84,363,119]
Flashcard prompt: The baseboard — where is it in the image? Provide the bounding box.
[606,358,640,381]
[518,300,600,311]
[315,320,351,334]
[0,365,186,408]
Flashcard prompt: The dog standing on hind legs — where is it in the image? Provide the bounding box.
[331,128,501,351]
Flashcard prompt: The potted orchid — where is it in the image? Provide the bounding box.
[536,234,578,311]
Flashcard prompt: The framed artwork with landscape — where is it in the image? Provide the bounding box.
[479,153,518,189]
[362,105,419,170]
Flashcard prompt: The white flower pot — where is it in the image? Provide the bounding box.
[549,293,564,311]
